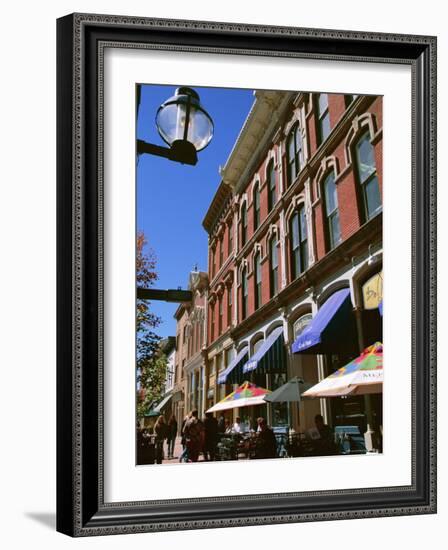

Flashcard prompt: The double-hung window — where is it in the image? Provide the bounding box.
[240,203,247,247]
[253,186,260,231]
[287,125,303,185]
[267,161,276,211]
[290,205,308,279]
[316,93,331,144]
[355,132,382,221]
[269,235,279,297]
[241,267,248,319]
[254,252,262,310]
[323,172,341,250]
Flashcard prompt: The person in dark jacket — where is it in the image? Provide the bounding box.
[166,415,178,459]
[184,410,204,462]
[254,417,277,459]
[179,413,190,463]
[203,412,219,461]
[154,415,168,464]
[217,414,226,433]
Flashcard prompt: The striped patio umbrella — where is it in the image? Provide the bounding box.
[206,381,271,413]
[302,342,383,397]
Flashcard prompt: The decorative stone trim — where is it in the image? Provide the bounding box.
[224,273,234,287]
[216,282,225,297]
[344,112,378,165]
[250,180,261,207]
[284,109,302,137]
[284,195,306,234]
[315,155,340,198]
[265,149,277,170]
[236,258,248,283]
[265,223,279,242]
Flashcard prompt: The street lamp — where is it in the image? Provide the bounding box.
[136,86,213,304]
[137,86,214,166]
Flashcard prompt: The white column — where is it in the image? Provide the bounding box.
[304,178,315,266]
[277,141,284,196]
[279,211,287,289]
[301,104,309,164]
[201,366,206,417]
[233,267,238,326]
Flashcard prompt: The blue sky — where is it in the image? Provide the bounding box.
[137,84,254,337]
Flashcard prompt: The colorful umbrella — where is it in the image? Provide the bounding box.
[206,381,271,413]
[302,342,383,397]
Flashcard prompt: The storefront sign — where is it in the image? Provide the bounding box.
[362,271,383,310]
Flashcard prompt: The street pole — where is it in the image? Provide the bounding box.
[353,306,377,452]
[137,288,192,303]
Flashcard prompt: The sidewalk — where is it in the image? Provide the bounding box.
[162,436,217,464]
[161,436,187,464]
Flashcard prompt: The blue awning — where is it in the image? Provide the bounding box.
[217,348,248,384]
[243,326,286,374]
[291,288,357,354]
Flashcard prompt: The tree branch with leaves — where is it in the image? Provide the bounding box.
[136,232,166,419]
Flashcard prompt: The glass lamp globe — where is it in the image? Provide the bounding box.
[155,87,214,152]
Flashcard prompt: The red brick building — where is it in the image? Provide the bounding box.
[172,270,208,429]
[201,90,383,443]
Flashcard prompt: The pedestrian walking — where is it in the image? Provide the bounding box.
[154,415,168,464]
[179,413,190,463]
[166,414,178,459]
[203,412,219,461]
[184,410,204,462]
[254,417,277,459]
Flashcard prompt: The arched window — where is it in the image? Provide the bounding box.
[240,202,247,247]
[267,160,276,211]
[228,221,233,254]
[290,205,308,279]
[316,93,331,144]
[195,319,200,353]
[323,172,341,250]
[241,267,248,320]
[287,124,303,185]
[218,297,223,334]
[293,313,313,338]
[253,185,260,231]
[269,234,279,297]
[219,236,224,267]
[187,325,192,358]
[355,131,381,221]
[254,252,262,310]
[225,347,234,370]
[210,304,215,342]
[199,314,204,348]
[211,246,216,278]
[252,336,264,355]
[227,284,233,327]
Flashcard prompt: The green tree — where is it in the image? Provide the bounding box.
[137,354,168,419]
[136,232,166,419]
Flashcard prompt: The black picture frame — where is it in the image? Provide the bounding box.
[56,13,437,536]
